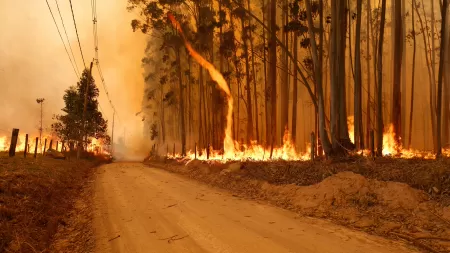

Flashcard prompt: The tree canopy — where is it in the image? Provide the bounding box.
[52,69,109,146]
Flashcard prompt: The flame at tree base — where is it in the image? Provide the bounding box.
[166,14,449,163]
[167,123,449,162]
[180,129,311,163]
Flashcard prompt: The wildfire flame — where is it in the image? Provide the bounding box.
[168,13,235,158]
[0,133,108,155]
[166,14,449,162]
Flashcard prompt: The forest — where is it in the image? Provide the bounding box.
[127,0,450,160]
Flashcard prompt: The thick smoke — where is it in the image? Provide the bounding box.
[0,0,151,159]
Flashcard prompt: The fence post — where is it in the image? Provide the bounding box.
[194,142,197,159]
[310,132,316,161]
[206,144,210,160]
[9,129,19,157]
[61,141,65,152]
[43,139,47,156]
[56,141,59,151]
[49,140,53,150]
[173,143,175,157]
[34,137,38,158]
[24,134,29,158]
[370,130,375,157]
[166,144,169,157]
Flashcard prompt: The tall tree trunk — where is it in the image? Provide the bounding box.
[354,0,363,149]
[436,0,448,156]
[269,0,277,151]
[280,0,289,143]
[318,0,325,156]
[292,34,298,145]
[401,0,407,146]
[337,0,350,150]
[241,20,254,144]
[176,49,186,156]
[262,0,268,145]
[161,78,166,143]
[330,0,339,153]
[188,58,192,139]
[247,0,259,143]
[392,0,403,149]
[365,0,372,147]
[377,0,387,156]
[306,0,332,156]
[408,0,417,149]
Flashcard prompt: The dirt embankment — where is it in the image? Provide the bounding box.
[147,158,450,253]
[0,154,106,253]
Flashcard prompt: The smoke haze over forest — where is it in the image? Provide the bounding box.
[0,0,150,159]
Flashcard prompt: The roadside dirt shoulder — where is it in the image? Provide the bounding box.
[0,155,105,253]
[147,159,450,253]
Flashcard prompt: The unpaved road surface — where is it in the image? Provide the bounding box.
[93,163,418,253]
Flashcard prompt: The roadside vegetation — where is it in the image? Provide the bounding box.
[0,153,108,253]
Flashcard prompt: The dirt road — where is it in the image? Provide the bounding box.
[93,163,418,253]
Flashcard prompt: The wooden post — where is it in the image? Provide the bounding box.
[49,140,53,150]
[34,137,38,158]
[206,144,210,160]
[166,144,169,157]
[194,142,197,159]
[43,139,47,156]
[56,141,59,151]
[61,141,65,152]
[9,129,19,157]
[370,130,375,157]
[173,143,175,157]
[311,132,316,161]
[24,134,29,158]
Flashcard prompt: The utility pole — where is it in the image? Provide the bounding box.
[111,111,115,157]
[36,98,45,153]
[78,61,94,159]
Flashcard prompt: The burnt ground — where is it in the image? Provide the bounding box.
[0,153,107,253]
[147,157,450,253]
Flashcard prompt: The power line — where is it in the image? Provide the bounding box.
[91,0,120,122]
[44,0,79,78]
[54,0,80,76]
[68,0,87,68]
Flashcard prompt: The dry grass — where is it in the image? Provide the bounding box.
[236,157,450,204]
[0,152,106,253]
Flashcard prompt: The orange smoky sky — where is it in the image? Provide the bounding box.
[0,0,149,154]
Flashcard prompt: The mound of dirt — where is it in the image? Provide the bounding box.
[148,159,450,253]
[284,172,428,211]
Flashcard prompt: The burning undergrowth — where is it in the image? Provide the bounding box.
[147,157,450,252]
